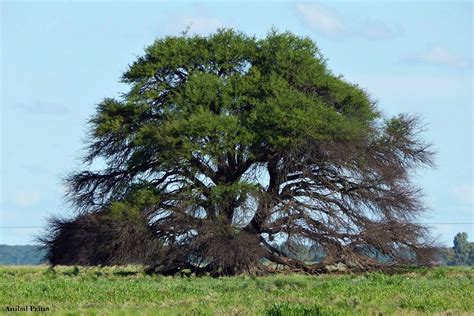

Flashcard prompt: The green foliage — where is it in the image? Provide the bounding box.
[106,187,160,222]
[444,247,456,265]
[62,266,80,277]
[87,28,380,197]
[42,266,56,279]
[454,232,470,265]
[265,303,328,316]
[443,232,474,266]
[0,266,472,315]
[210,181,259,204]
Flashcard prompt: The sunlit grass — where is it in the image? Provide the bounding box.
[0,265,472,315]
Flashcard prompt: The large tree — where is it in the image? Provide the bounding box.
[453,232,471,265]
[54,29,435,275]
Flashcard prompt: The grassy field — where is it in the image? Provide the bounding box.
[0,265,473,315]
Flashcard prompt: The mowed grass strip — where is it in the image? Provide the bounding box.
[0,265,473,315]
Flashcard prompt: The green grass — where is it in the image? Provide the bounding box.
[0,265,472,315]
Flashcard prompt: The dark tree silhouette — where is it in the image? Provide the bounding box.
[40,207,161,266]
[44,29,435,275]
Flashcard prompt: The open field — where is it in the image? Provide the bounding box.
[0,265,473,315]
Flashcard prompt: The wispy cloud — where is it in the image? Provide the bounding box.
[15,101,70,116]
[402,46,472,70]
[295,3,346,37]
[452,185,474,205]
[295,3,401,40]
[358,17,402,40]
[13,191,41,208]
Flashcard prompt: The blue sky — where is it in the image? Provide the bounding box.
[1,1,472,246]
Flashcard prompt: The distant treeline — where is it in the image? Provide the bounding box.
[441,232,474,266]
[1,231,472,266]
[274,232,474,266]
[0,245,47,265]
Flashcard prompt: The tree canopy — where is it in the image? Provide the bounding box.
[44,29,435,275]
[452,232,473,265]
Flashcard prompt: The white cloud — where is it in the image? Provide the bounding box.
[13,191,41,207]
[295,3,400,40]
[357,17,402,40]
[165,15,227,35]
[402,46,472,70]
[295,3,346,37]
[452,185,474,205]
